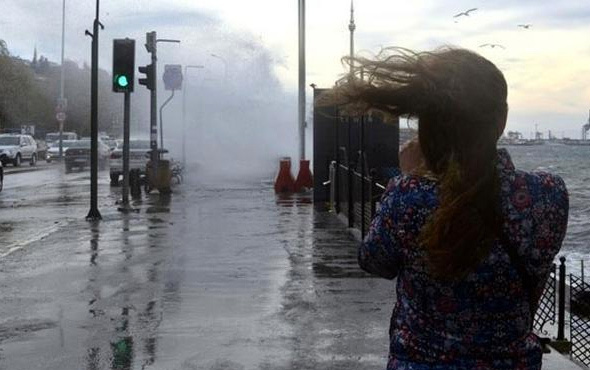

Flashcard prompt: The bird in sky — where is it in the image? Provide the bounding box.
[480,43,506,49]
[454,8,478,18]
[518,24,532,29]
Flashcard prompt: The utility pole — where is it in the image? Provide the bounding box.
[298,0,306,160]
[85,0,104,221]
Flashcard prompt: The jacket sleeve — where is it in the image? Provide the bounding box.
[358,177,406,280]
[529,173,569,298]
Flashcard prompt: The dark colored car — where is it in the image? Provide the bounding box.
[64,139,109,173]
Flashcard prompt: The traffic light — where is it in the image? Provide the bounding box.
[138,64,155,91]
[112,39,135,93]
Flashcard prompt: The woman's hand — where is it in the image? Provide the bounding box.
[399,137,425,173]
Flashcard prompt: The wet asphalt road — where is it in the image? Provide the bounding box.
[0,166,395,369]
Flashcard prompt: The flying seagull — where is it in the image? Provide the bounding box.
[518,24,532,29]
[454,8,478,18]
[480,43,505,49]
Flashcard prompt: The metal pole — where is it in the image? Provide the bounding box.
[347,118,353,228]
[557,256,566,341]
[360,114,365,238]
[159,90,175,151]
[122,92,130,205]
[59,0,66,159]
[150,32,158,167]
[335,111,340,214]
[85,0,102,220]
[182,67,187,169]
[298,0,306,160]
[349,0,355,77]
[210,54,227,82]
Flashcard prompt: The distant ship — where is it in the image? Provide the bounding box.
[497,137,545,146]
[562,138,590,146]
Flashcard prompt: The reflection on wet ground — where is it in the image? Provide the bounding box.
[0,171,394,369]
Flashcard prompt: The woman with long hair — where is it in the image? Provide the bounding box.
[337,48,569,369]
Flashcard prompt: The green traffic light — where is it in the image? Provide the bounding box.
[116,75,129,88]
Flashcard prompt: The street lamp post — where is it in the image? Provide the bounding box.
[210,53,228,82]
[182,65,204,169]
[58,0,66,159]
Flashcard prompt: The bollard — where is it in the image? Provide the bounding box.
[557,256,566,341]
[130,169,142,198]
[274,157,295,194]
[294,159,313,192]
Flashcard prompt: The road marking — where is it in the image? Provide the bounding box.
[0,223,63,258]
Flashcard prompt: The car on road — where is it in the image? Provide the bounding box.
[64,139,110,173]
[45,132,78,146]
[46,140,78,162]
[0,134,38,167]
[109,139,151,185]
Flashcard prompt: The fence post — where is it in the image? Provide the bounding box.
[347,164,354,228]
[557,256,566,341]
[582,260,585,283]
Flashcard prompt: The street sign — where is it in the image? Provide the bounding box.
[163,64,183,91]
[56,112,66,122]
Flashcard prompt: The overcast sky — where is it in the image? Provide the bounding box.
[2,0,590,138]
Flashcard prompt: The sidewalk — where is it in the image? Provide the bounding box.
[0,178,586,369]
[543,347,586,369]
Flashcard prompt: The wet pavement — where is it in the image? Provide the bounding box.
[0,166,582,370]
[0,166,394,369]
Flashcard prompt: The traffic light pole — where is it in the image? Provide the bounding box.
[85,0,103,221]
[122,92,131,206]
[159,90,175,150]
[149,34,158,172]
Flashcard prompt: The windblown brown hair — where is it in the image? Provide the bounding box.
[328,47,508,280]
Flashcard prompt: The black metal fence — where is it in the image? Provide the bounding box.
[571,274,590,366]
[533,263,557,335]
[332,162,385,240]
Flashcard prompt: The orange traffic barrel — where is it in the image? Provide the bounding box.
[274,157,296,194]
[294,159,313,192]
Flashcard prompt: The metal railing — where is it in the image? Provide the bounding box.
[332,162,386,239]
[534,263,557,335]
[571,273,590,366]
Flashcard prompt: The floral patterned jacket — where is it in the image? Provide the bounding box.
[359,149,569,370]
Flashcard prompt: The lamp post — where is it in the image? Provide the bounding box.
[182,65,204,169]
[210,53,228,82]
[298,0,306,161]
[58,0,66,159]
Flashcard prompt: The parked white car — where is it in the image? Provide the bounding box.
[109,139,151,185]
[0,134,38,167]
